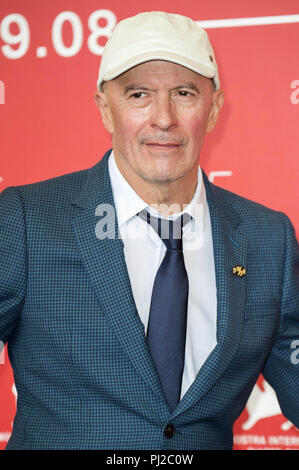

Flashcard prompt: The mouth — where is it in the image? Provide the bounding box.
[144,142,182,150]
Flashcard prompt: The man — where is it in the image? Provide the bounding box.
[0,11,298,450]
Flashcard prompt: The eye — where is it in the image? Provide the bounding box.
[130,92,146,99]
[177,90,194,97]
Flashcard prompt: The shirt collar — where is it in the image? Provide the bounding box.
[108,150,207,229]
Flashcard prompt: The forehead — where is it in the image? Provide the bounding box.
[111,60,212,89]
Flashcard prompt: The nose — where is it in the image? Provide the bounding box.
[150,94,177,131]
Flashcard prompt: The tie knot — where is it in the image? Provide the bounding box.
[137,210,191,251]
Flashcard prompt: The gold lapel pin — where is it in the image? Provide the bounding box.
[233,265,246,277]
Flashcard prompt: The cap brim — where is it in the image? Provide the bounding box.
[97,50,218,90]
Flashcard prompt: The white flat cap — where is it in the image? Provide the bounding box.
[97,11,220,91]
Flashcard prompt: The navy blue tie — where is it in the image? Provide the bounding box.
[138,210,191,411]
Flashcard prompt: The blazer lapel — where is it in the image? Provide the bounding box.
[71,151,166,403]
[172,170,249,418]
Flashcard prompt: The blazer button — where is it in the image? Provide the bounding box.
[164,424,175,438]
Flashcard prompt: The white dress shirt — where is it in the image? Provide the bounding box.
[108,151,217,400]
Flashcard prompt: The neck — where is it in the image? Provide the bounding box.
[143,177,198,218]
[113,153,198,218]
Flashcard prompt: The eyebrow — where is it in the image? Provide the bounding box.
[123,82,200,95]
[172,83,200,93]
[123,85,155,95]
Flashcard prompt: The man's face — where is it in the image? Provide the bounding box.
[95,60,224,186]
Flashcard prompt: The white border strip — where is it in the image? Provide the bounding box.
[197,14,299,29]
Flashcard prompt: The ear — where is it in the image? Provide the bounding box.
[94,89,114,134]
[206,89,224,133]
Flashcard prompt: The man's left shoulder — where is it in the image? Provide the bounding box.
[210,181,293,238]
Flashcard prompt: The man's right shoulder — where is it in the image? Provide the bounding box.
[17,166,88,199]
[0,163,98,211]
[0,150,112,210]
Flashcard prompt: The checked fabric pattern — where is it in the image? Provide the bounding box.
[0,149,298,450]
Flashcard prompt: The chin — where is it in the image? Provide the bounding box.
[139,169,185,185]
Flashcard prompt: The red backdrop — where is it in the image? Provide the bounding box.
[0,0,298,450]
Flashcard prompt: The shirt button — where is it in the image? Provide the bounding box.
[164,424,176,438]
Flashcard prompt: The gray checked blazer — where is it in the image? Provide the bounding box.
[0,149,298,449]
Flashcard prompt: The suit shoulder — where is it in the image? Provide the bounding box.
[208,182,291,243]
[4,167,90,208]
[211,182,283,221]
